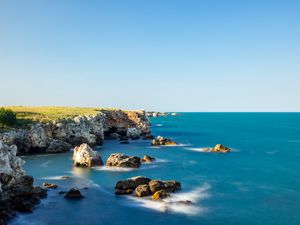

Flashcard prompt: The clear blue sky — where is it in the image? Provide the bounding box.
[0,0,299,111]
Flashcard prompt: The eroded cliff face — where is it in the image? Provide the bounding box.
[0,109,151,154]
[0,141,47,225]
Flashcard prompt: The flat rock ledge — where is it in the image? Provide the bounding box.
[151,136,177,146]
[115,176,181,201]
[73,143,103,167]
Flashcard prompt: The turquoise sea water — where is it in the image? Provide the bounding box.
[11,113,300,225]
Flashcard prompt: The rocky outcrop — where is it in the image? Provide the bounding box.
[64,188,83,199]
[0,141,47,225]
[0,109,151,155]
[106,153,141,168]
[115,176,181,200]
[202,144,231,153]
[151,136,177,146]
[42,182,57,189]
[73,143,103,167]
[146,111,179,117]
[141,155,155,163]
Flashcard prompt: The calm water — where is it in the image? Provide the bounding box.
[11,113,300,225]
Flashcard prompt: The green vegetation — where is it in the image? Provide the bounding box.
[3,106,103,123]
[0,107,17,128]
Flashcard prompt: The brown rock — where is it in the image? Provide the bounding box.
[149,180,165,193]
[42,182,57,189]
[141,155,155,163]
[211,144,230,153]
[106,153,141,168]
[152,190,170,201]
[64,188,83,199]
[135,184,151,197]
[163,180,181,192]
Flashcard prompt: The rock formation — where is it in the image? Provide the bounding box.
[0,141,47,225]
[106,153,141,168]
[210,144,231,153]
[73,143,103,167]
[0,109,151,154]
[64,188,83,199]
[141,155,155,163]
[115,176,181,200]
[151,136,177,146]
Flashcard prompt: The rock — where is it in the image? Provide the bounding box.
[135,184,151,197]
[64,188,83,198]
[149,180,165,193]
[126,128,141,139]
[46,139,71,153]
[110,133,120,139]
[152,190,170,200]
[73,143,103,167]
[141,155,155,163]
[115,176,151,194]
[115,189,133,195]
[151,136,177,146]
[61,176,71,179]
[33,187,47,198]
[42,182,58,189]
[163,180,181,192]
[211,144,230,153]
[106,153,141,168]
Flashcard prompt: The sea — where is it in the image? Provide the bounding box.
[10,113,300,225]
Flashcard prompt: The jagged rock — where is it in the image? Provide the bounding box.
[33,187,47,198]
[126,128,141,139]
[135,184,151,197]
[106,153,141,168]
[211,144,231,153]
[163,180,181,192]
[141,155,155,163]
[115,176,151,194]
[42,182,57,189]
[46,139,71,153]
[149,180,165,193]
[152,190,170,200]
[73,143,103,167]
[64,188,83,198]
[151,136,177,146]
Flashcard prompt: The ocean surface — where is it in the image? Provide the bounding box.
[10,113,300,225]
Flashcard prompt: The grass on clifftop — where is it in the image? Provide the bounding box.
[3,106,104,124]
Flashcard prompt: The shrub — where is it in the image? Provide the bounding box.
[0,107,17,127]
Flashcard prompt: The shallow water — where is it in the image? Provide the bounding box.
[11,113,300,225]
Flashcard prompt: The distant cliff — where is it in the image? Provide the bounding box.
[0,108,151,154]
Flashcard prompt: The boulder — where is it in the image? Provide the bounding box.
[33,187,47,198]
[135,184,151,197]
[42,182,57,189]
[152,190,170,201]
[64,188,83,199]
[149,180,165,194]
[115,176,151,195]
[151,136,177,146]
[141,155,155,163]
[211,144,230,153]
[106,153,141,168]
[46,140,71,153]
[126,128,141,138]
[163,180,181,192]
[73,143,103,167]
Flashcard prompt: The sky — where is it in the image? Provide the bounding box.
[0,0,299,112]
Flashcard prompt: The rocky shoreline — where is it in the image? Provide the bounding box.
[0,109,151,225]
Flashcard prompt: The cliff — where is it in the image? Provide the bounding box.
[0,108,151,154]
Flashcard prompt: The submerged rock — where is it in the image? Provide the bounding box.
[142,134,155,140]
[64,188,83,199]
[73,143,103,167]
[106,153,141,168]
[210,144,230,153]
[135,184,151,197]
[42,182,58,189]
[115,189,133,195]
[141,155,155,163]
[151,136,177,146]
[152,190,170,201]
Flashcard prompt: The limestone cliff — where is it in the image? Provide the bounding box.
[0,109,150,154]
